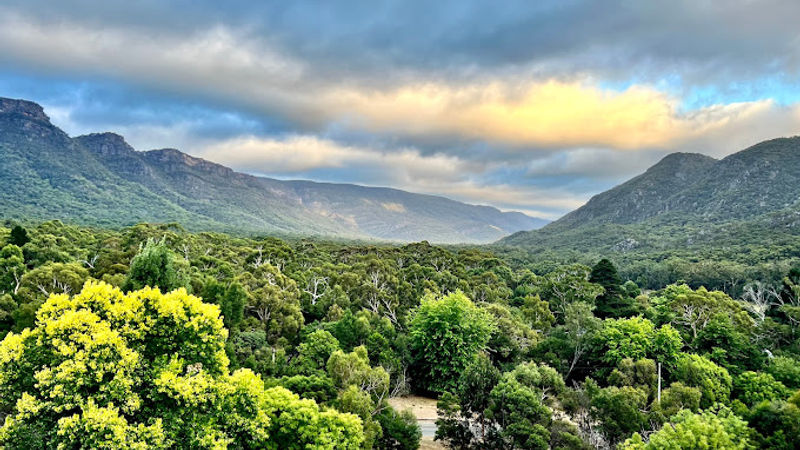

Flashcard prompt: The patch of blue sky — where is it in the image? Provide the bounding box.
[680,77,800,111]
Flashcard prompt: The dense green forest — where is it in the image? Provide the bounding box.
[493,228,800,299]
[0,220,798,448]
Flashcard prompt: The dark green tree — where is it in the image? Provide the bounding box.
[779,265,800,304]
[200,279,246,330]
[375,407,421,450]
[590,259,636,318]
[435,352,501,446]
[484,362,572,449]
[459,353,501,428]
[8,225,30,248]
[292,329,341,376]
[0,294,16,335]
[748,399,800,450]
[592,385,649,444]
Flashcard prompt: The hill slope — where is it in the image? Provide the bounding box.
[500,137,800,253]
[552,152,718,228]
[0,97,546,243]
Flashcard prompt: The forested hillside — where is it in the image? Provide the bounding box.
[506,136,800,234]
[498,137,800,294]
[0,97,545,243]
[0,221,798,448]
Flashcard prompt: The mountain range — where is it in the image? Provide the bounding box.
[6,95,800,252]
[0,97,546,243]
[500,136,800,253]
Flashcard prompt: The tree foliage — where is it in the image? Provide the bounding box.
[591,258,637,319]
[621,407,753,449]
[0,282,364,449]
[122,238,188,292]
[409,291,495,393]
[672,353,732,408]
[8,226,29,248]
[0,221,797,447]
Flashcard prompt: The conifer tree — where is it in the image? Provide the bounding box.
[591,258,636,318]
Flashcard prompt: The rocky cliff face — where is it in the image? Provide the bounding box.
[76,133,153,178]
[143,148,237,179]
[78,133,136,156]
[0,98,49,122]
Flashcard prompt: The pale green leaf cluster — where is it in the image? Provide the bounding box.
[596,316,683,366]
[621,407,752,449]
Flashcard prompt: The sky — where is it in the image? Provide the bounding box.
[2,1,800,220]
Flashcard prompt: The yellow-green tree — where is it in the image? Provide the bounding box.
[0,281,363,449]
[621,407,752,449]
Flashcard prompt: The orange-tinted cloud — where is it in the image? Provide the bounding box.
[324,81,781,150]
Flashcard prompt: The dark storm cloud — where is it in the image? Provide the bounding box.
[4,0,800,86]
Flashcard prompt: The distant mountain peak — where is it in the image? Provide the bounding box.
[145,148,213,165]
[652,151,717,167]
[549,151,718,228]
[143,148,237,177]
[639,152,718,181]
[0,97,50,123]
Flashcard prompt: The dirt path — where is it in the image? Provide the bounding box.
[388,395,445,449]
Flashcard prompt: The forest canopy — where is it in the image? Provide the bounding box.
[0,220,798,449]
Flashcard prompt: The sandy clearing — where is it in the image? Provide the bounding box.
[388,395,439,420]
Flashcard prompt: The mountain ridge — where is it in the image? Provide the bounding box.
[552,152,719,228]
[0,97,547,243]
[499,136,800,251]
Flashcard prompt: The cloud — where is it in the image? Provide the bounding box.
[0,10,308,121]
[424,182,587,216]
[675,101,800,156]
[324,82,783,150]
[525,148,668,180]
[196,134,585,218]
[2,8,799,156]
[5,0,800,87]
[199,135,478,181]
[3,2,800,218]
